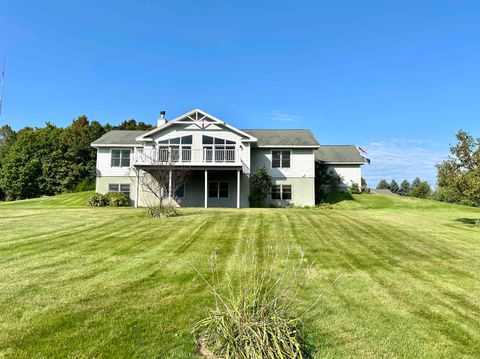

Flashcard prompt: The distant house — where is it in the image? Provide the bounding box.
[91,109,367,208]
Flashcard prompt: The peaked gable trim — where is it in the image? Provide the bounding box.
[135,109,257,142]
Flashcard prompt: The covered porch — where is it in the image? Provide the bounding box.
[134,166,246,208]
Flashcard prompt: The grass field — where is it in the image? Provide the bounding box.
[0,192,479,358]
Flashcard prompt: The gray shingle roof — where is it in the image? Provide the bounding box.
[91,128,321,148]
[315,145,366,163]
[91,130,146,146]
[241,129,320,147]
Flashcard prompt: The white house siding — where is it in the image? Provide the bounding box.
[328,164,362,190]
[95,147,136,177]
[250,149,315,178]
[251,148,316,206]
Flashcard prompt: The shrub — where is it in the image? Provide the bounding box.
[348,182,360,194]
[87,193,108,207]
[194,245,320,359]
[105,192,130,207]
[146,204,179,218]
[249,167,272,207]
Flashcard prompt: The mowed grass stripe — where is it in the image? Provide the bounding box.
[0,192,479,358]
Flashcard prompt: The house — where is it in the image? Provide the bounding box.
[91,109,367,208]
[315,145,367,191]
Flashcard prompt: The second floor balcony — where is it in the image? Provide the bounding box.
[134,147,241,167]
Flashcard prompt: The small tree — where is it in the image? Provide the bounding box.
[389,179,399,194]
[249,167,272,207]
[314,162,342,203]
[411,181,431,198]
[361,177,367,191]
[136,149,189,214]
[376,179,389,189]
[399,179,411,196]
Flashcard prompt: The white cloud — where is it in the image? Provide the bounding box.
[360,138,448,187]
[269,111,299,122]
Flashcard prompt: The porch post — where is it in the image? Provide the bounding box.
[204,170,208,208]
[237,170,241,208]
[135,168,140,208]
[168,170,172,201]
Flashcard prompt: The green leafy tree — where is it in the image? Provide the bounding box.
[109,119,154,131]
[410,181,431,198]
[436,130,480,206]
[389,179,399,193]
[376,179,389,189]
[399,179,411,196]
[249,167,272,207]
[0,124,64,199]
[60,115,105,190]
[0,125,16,199]
[412,177,421,189]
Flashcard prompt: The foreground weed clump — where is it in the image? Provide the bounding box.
[194,245,319,359]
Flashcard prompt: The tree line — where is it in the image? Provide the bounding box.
[0,116,153,200]
[375,130,480,206]
[376,177,432,198]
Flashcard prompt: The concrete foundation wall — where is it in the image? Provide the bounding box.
[266,177,315,207]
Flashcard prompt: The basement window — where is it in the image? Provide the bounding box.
[208,181,229,198]
[108,184,130,198]
[271,184,292,200]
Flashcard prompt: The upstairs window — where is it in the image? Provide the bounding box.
[272,150,291,168]
[271,184,292,200]
[158,136,192,162]
[111,149,131,167]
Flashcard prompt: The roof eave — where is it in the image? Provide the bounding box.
[257,145,320,148]
[91,143,143,148]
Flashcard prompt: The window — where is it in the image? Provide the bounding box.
[282,185,292,200]
[108,183,130,198]
[272,150,291,168]
[271,184,292,200]
[157,136,192,162]
[162,181,185,198]
[202,136,236,163]
[111,149,131,167]
[271,185,281,200]
[208,181,229,198]
[175,183,185,198]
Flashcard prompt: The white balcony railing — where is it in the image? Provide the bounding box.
[134,148,240,166]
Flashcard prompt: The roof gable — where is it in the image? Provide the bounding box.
[135,109,257,142]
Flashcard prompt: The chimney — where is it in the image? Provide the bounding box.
[157,111,167,127]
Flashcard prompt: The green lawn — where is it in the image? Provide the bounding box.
[0,192,479,358]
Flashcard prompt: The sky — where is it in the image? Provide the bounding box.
[0,0,479,186]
